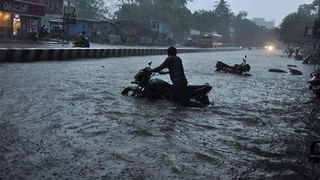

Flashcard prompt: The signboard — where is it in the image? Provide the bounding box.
[44,0,63,14]
[0,0,45,16]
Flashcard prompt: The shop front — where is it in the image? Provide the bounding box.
[0,0,45,38]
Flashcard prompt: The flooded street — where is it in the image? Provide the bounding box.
[1,49,320,179]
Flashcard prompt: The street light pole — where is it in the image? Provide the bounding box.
[62,0,71,47]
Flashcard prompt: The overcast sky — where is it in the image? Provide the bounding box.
[187,0,313,26]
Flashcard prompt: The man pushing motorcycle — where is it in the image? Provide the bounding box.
[149,47,190,106]
[121,47,212,107]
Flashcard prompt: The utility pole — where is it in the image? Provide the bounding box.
[318,0,320,18]
[66,0,70,44]
[62,0,72,47]
[314,0,320,69]
[62,0,66,47]
[62,14,64,46]
[318,0,320,68]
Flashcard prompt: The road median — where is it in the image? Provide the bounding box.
[0,47,242,62]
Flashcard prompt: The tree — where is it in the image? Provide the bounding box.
[112,0,277,46]
[114,0,192,34]
[76,0,109,19]
[279,12,313,45]
[214,0,231,19]
[214,0,233,43]
[277,1,318,46]
[231,11,275,47]
[298,3,317,16]
[189,10,217,32]
[233,12,256,46]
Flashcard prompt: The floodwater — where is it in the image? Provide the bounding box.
[1,49,320,179]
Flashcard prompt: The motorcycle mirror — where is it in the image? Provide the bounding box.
[148,62,152,66]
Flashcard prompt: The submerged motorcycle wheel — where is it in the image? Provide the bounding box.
[121,86,140,96]
[196,95,210,106]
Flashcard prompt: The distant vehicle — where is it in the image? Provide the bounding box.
[73,35,90,48]
[73,39,90,48]
[184,33,223,48]
[195,33,223,48]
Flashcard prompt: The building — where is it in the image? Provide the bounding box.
[0,0,45,38]
[42,0,63,28]
[114,19,154,45]
[49,18,116,42]
[252,17,275,29]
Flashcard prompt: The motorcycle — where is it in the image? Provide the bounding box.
[73,36,90,48]
[121,62,213,107]
[309,71,320,98]
[215,61,251,75]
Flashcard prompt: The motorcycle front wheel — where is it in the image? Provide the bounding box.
[121,86,140,96]
[193,95,210,106]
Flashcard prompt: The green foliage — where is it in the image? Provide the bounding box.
[214,0,233,42]
[233,14,258,46]
[115,0,192,34]
[189,10,217,32]
[214,0,232,19]
[279,12,313,45]
[232,11,275,47]
[298,3,317,16]
[76,0,108,20]
[113,0,277,46]
[277,0,320,45]
[189,0,232,40]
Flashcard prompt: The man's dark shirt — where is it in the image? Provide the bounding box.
[152,56,188,85]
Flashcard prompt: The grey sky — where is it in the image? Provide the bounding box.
[187,0,313,25]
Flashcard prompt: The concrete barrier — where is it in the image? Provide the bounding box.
[0,47,242,62]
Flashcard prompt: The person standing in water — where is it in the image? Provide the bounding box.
[150,47,189,105]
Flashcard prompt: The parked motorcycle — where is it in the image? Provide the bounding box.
[215,61,251,75]
[121,62,213,107]
[73,36,90,48]
[309,71,320,98]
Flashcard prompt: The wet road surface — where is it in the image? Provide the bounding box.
[1,49,320,179]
